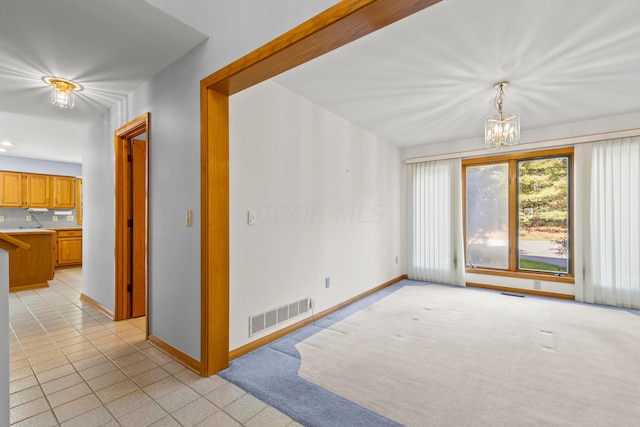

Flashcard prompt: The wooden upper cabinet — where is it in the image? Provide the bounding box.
[0,171,77,208]
[0,171,23,207]
[23,173,51,208]
[51,176,76,208]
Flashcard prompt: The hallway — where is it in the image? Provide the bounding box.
[9,269,299,426]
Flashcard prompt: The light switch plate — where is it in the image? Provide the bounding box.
[26,215,32,221]
[66,215,74,221]
[248,211,256,225]
[52,216,58,221]
[186,210,193,227]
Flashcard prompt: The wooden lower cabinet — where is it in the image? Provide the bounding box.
[54,229,82,268]
[7,231,55,291]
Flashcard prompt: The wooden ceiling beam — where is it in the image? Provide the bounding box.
[202,0,442,95]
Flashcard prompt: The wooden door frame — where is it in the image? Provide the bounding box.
[199,0,441,376]
[114,113,150,323]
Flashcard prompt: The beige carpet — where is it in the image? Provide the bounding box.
[296,284,640,426]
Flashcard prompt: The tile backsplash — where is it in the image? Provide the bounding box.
[0,207,80,229]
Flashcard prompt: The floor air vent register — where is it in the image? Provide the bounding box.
[249,297,312,337]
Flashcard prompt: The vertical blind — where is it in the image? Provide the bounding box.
[587,137,640,308]
[408,159,464,285]
[408,136,639,308]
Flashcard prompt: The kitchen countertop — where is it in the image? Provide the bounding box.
[47,227,82,231]
[0,228,56,234]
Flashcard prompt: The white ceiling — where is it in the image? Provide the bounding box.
[2,0,640,165]
[0,0,207,164]
[274,0,640,147]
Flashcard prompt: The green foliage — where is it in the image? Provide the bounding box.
[552,237,569,257]
[519,157,568,228]
[519,258,567,272]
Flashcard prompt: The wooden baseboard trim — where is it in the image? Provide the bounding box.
[466,282,574,300]
[148,334,201,374]
[80,293,115,319]
[9,282,49,292]
[55,263,82,270]
[229,274,408,361]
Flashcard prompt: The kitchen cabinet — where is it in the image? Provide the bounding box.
[23,173,50,208]
[0,171,77,209]
[0,171,23,207]
[51,176,76,208]
[54,229,82,268]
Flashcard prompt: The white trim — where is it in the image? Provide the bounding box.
[405,128,640,164]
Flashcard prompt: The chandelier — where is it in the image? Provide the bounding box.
[43,76,83,109]
[485,81,519,148]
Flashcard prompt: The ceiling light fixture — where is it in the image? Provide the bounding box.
[485,81,519,149]
[43,76,82,109]
[0,141,12,152]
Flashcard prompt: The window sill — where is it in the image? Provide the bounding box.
[465,267,575,284]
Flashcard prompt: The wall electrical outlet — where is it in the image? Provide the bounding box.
[52,216,58,222]
[186,210,193,227]
[533,280,541,290]
[0,216,4,222]
[395,256,399,264]
[26,215,32,221]
[325,277,331,288]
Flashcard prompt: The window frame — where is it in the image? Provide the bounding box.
[462,147,574,283]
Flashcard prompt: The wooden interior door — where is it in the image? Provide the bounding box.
[122,142,132,316]
[131,139,147,317]
[114,113,149,322]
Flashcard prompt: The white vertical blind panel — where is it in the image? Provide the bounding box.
[408,160,464,285]
[589,137,640,308]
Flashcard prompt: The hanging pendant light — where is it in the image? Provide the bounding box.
[485,81,519,148]
[43,76,82,109]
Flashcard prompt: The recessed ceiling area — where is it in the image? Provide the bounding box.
[273,0,640,147]
[0,0,207,163]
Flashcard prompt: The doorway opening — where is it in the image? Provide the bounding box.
[199,0,439,375]
[114,113,149,326]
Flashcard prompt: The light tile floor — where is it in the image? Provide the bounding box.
[9,268,302,427]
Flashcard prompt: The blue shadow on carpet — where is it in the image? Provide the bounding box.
[218,280,424,427]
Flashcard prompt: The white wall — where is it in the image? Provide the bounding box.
[145,0,210,35]
[82,0,339,361]
[82,107,120,314]
[0,157,81,176]
[229,80,402,350]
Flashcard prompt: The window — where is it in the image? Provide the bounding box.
[463,148,573,278]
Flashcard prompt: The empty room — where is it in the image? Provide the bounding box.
[2,0,640,425]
